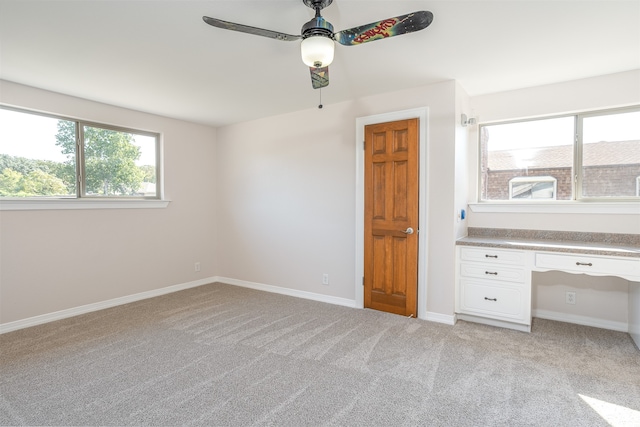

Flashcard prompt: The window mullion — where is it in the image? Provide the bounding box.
[77,122,85,198]
[574,115,582,201]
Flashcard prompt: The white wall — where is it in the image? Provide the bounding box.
[0,81,218,325]
[216,81,460,319]
[467,70,640,329]
[455,81,471,241]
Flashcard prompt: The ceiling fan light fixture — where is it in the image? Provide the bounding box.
[203,2,434,89]
[300,36,335,68]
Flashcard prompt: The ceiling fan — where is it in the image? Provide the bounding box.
[203,0,433,90]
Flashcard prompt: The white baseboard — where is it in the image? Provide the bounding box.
[0,277,217,335]
[425,311,456,325]
[533,309,628,332]
[456,313,532,333]
[2,276,441,335]
[216,277,357,309]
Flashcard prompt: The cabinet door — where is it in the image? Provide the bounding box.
[459,279,527,323]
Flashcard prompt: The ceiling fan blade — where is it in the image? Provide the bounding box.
[334,11,433,46]
[202,16,301,41]
[310,66,329,89]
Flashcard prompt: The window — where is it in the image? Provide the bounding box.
[479,106,640,202]
[581,110,640,199]
[0,106,160,200]
[509,176,557,200]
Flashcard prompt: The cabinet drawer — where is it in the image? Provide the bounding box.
[460,247,526,266]
[459,279,526,322]
[535,253,640,277]
[459,263,526,283]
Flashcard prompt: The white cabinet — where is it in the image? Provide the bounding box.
[456,246,532,332]
[456,236,640,347]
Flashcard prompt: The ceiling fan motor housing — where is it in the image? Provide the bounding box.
[301,16,334,39]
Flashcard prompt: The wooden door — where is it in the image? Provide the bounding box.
[364,118,419,317]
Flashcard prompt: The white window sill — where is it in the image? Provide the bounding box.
[0,199,171,211]
[469,202,640,215]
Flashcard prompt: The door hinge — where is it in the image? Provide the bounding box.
[363,140,366,150]
[362,276,365,286]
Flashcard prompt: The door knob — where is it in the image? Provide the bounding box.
[401,227,414,235]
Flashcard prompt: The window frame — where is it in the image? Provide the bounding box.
[0,105,164,207]
[477,105,640,205]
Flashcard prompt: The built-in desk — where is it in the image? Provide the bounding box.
[455,228,640,348]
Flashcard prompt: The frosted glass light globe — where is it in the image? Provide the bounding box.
[300,36,335,68]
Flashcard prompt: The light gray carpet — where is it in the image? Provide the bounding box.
[1,282,639,426]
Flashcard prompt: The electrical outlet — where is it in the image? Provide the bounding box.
[195,262,201,272]
[566,291,576,305]
[322,273,329,285]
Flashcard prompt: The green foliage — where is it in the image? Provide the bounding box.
[0,168,68,197]
[0,154,60,176]
[139,164,156,183]
[22,169,68,195]
[0,168,23,196]
[55,120,77,156]
[0,153,74,196]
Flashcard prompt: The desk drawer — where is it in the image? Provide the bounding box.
[535,253,640,277]
[460,247,526,266]
[459,263,526,283]
[459,279,526,322]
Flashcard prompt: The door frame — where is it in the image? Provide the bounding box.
[355,107,429,319]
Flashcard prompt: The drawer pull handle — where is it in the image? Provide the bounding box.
[484,297,497,302]
[576,262,593,267]
[485,255,498,258]
[485,271,498,275]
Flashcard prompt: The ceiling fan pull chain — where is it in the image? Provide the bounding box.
[318,88,323,109]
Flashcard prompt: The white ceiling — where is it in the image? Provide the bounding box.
[1,1,639,127]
